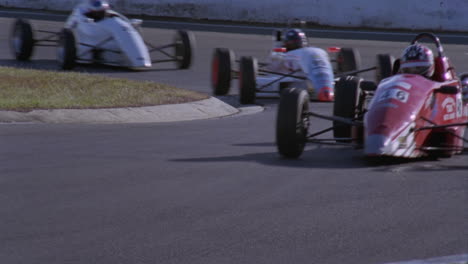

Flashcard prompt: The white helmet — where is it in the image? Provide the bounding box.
[400,44,435,78]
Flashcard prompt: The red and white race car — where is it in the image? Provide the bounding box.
[211,29,388,105]
[276,32,468,160]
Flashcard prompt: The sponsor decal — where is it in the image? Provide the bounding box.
[378,89,409,103]
[442,97,456,121]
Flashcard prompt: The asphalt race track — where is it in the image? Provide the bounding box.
[1,11,467,264]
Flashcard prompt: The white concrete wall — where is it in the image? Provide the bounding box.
[0,0,466,31]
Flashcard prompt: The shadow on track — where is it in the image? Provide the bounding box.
[171,148,365,169]
[170,143,465,170]
[170,142,468,171]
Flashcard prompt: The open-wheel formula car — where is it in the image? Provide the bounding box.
[10,1,194,70]
[211,29,393,105]
[276,32,468,160]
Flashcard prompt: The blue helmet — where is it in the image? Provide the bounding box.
[87,0,110,11]
[84,0,110,20]
[284,29,308,51]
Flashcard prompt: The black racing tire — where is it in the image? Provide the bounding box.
[426,132,454,159]
[10,18,34,61]
[276,88,310,158]
[57,28,76,70]
[375,54,395,83]
[239,56,257,105]
[174,30,194,69]
[333,76,362,142]
[212,48,234,96]
[336,48,361,75]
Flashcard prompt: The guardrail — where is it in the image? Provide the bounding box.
[1,0,467,31]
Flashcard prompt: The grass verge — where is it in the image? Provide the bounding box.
[0,67,209,112]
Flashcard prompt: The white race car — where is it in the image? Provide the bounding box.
[10,2,194,70]
[212,29,393,104]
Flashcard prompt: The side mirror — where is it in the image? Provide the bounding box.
[435,85,459,94]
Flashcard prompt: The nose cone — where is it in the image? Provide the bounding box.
[364,134,395,156]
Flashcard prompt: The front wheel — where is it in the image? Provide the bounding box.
[10,19,34,61]
[276,88,310,158]
[239,56,257,104]
[57,28,76,70]
[333,76,362,142]
[174,30,194,69]
[212,48,234,96]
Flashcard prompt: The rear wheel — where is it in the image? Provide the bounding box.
[174,30,194,69]
[239,56,257,104]
[333,76,362,142]
[212,48,234,96]
[276,88,310,158]
[57,28,76,70]
[375,54,395,83]
[10,19,34,61]
[336,48,361,75]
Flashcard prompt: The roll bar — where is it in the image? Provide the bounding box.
[411,32,444,57]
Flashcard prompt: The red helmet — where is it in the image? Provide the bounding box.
[400,44,435,78]
[283,29,308,51]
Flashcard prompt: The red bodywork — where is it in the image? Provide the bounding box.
[364,57,468,158]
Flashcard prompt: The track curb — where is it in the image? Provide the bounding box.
[0,97,258,124]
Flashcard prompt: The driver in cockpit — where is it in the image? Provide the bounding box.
[81,0,110,21]
[399,43,435,79]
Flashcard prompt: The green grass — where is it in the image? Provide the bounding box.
[0,67,208,111]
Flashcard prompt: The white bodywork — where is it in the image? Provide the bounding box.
[256,47,335,99]
[64,4,151,69]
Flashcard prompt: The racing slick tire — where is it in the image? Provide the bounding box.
[276,88,310,158]
[10,19,34,61]
[212,48,234,96]
[174,30,194,69]
[57,28,76,70]
[376,54,395,83]
[336,48,361,76]
[239,56,257,105]
[333,76,362,143]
